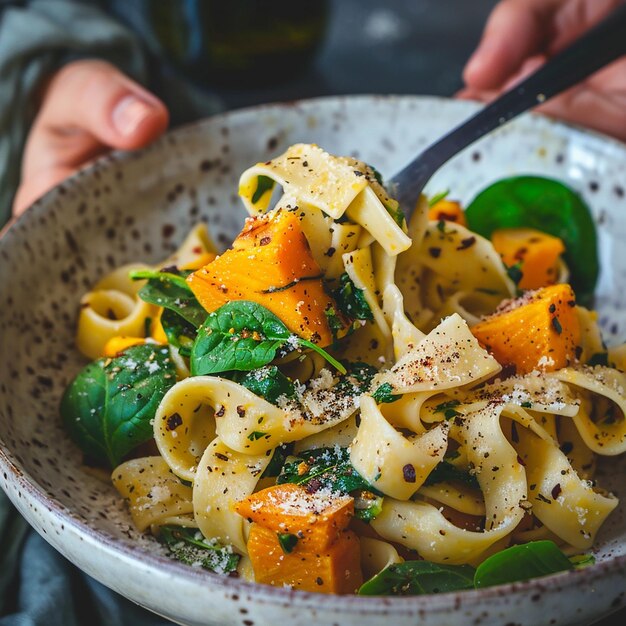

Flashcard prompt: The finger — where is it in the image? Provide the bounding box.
[463,0,557,91]
[537,85,626,142]
[36,59,168,153]
[15,60,168,215]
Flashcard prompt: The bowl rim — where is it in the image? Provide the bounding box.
[1,93,626,614]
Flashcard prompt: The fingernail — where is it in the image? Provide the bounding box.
[112,95,155,136]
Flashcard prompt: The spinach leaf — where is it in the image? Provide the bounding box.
[424,461,479,489]
[336,361,378,396]
[474,540,572,588]
[234,366,296,405]
[359,561,475,596]
[277,533,299,554]
[332,273,373,321]
[130,268,207,329]
[359,541,576,596]
[251,175,275,204]
[353,490,384,522]
[465,176,598,305]
[158,525,239,574]
[160,308,196,357]
[277,446,378,498]
[61,344,176,467]
[588,352,609,367]
[191,300,345,376]
[261,442,295,478]
[428,189,450,207]
[371,382,400,404]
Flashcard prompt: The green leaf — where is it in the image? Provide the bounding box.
[235,365,296,405]
[505,263,524,287]
[371,382,400,404]
[569,553,595,570]
[353,490,384,522]
[428,189,450,207]
[251,175,275,204]
[385,203,405,228]
[474,540,572,588]
[160,308,196,357]
[130,268,207,329]
[277,533,299,554]
[433,399,462,420]
[191,300,345,376]
[588,352,608,367]
[359,561,475,596]
[336,361,378,395]
[277,446,377,496]
[332,273,373,321]
[191,301,291,375]
[158,525,239,574]
[61,344,176,467]
[424,461,479,489]
[465,176,598,305]
[261,443,295,478]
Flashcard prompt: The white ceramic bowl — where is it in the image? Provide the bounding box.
[1,96,625,626]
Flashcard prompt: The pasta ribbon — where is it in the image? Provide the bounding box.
[112,456,194,532]
[351,396,449,500]
[193,438,270,553]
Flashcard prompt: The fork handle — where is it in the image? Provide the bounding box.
[394,2,626,197]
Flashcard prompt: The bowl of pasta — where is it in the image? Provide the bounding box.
[1,95,625,626]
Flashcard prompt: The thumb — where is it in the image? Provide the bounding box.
[14,60,168,215]
[37,59,169,151]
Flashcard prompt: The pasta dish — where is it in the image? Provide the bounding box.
[60,144,625,595]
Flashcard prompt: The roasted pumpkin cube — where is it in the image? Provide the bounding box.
[246,523,362,594]
[471,284,580,374]
[236,483,354,550]
[492,227,565,290]
[428,199,467,226]
[187,210,334,345]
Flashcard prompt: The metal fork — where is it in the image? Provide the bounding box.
[390,2,626,218]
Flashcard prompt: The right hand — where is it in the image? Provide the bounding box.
[13,59,169,216]
[458,0,626,141]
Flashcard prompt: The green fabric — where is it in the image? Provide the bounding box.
[0,490,172,625]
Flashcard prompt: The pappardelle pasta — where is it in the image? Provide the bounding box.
[61,144,625,595]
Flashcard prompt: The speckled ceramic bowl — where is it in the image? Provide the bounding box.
[1,96,625,626]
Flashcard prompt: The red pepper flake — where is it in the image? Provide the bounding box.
[166,412,183,431]
[259,236,271,246]
[215,405,226,417]
[215,452,229,462]
[236,405,246,417]
[456,236,476,250]
[551,483,562,499]
[402,464,416,483]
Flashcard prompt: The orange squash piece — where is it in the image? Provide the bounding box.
[471,284,580,375]
[491,227,565,290]
[428,199,467,226]
[235,483,354,550]
[246,523,362,594]
[187,210,334,345]
[102,336,147,357]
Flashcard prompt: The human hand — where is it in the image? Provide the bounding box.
[12,60,169,216]
[459,0,626,141]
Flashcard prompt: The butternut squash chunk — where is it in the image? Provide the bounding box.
[471,284,580,375]
[102,308,167,357]
[187,210,334,345]
[235,483,353,550]
[428,199,467,226]
[246,523,362,594]
[491,227,565,290]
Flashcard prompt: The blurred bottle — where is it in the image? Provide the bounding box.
[149,0,329,87]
